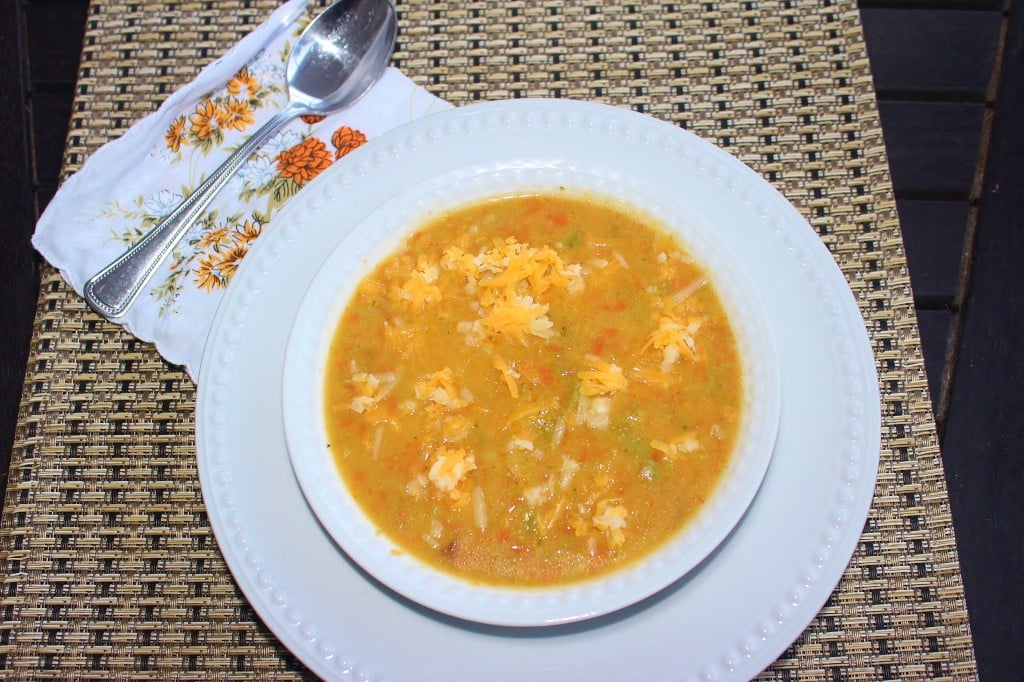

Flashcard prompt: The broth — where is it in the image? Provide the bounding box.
[323,192,743,586]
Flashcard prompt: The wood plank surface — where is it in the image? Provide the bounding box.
[25,0,88,86]
[897,199,969,304]
[941,2,1024,678]
[0,0,40,493]
[28,91,74,186]
[877,100,986,199]
[862,8,1002,98]
[859,0,1004,8]
[915,308,953,408]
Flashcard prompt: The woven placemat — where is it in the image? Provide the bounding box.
[0,0,977,679]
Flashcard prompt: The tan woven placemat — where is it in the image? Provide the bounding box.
[0,0,977,679]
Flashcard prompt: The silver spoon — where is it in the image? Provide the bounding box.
[84,0,398,319]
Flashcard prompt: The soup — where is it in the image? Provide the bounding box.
[323,192,743,586]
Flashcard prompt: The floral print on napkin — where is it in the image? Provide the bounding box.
[32,0,449,376]
[106,20,375,315]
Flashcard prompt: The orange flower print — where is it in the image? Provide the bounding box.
[331,126,367,159]
[300,114,327,124]
[219,98,256,132]
[277,137,334,185]
[190,100,223,141]
[194,254,221,292]
[216,245,249,281]
[165,116,189,153]
[198,226,232,250]
[191,219,260,294]
[233,219,263,245]
[227,67,260,99]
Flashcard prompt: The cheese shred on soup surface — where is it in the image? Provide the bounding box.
[324,193,743,587]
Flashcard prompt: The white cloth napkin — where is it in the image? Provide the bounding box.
[33,0,450,378]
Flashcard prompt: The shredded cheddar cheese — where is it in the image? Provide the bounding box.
[442,237,584,344]
[415,367,469,412]
[480,294,554,342]
[492,353,521,398]
[348,371,396,413]
[456,319,486,346]
[428,447,477,499]
[391,255,442,309]
[440,246,481,278]
[468,238,582,300]
[650,431,700,459]
[642,314,703,372]
[441,414,473,442]
[577,354,628,396]
[324,193,744,587]
[593,500,628,548]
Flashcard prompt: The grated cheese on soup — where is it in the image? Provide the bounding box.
[577,354,628,396]
[428,447,477,500]
[592,500,629,548]
[323,193,743,587]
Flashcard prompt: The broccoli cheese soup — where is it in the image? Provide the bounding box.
[323,192,743,586]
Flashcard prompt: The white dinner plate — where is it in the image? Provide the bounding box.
[196,99,880,681]
[280,164,782,627]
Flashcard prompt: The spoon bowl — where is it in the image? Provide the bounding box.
[84,0,397,320]
[287,0,397,112]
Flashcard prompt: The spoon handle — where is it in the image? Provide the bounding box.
[84,105,301,319]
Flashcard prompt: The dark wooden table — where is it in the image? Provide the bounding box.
[2,0,1020,677]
